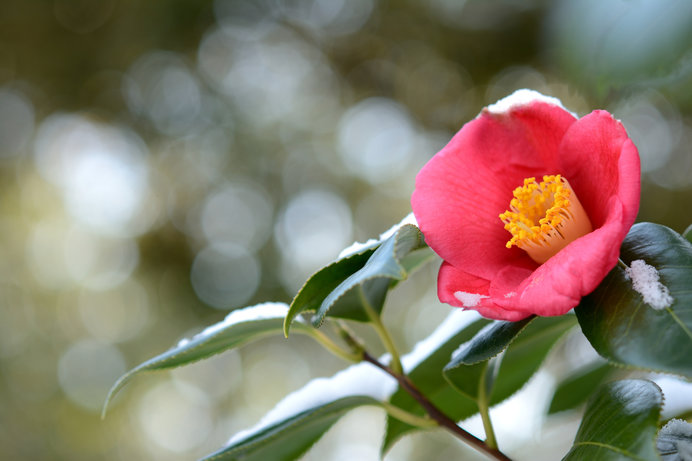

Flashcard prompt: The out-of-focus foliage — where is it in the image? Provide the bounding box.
[1,0,691,460]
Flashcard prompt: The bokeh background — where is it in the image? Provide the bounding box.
[1,0,691,460]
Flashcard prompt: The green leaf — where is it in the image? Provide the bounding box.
[382,316,489,453]
[446,317,534,366]
[562,379,662,461]
[683,224,692,245]
[284,249,375,336]
[202,396,380,461]
[576,222,692,378]
[548,362,614,414]
[310,224,426,328]
[445,315,577,405]
[103,304,312,416]
[657,418,692,461]
[284,224,431,335]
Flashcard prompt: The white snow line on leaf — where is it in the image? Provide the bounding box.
[227,361,397,445]
[337,212,418,259]
[177,302,293,347]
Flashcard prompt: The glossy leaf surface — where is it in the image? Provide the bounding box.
[576,223,692,378]
[445,315,577,405]
[563,379,662,461]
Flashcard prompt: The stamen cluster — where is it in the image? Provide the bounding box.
[499,175,571,249]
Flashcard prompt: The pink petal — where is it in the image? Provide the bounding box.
[412,99,577,280]
[559,110,641,229]
[501,198,627,316]
[438,262,532,321]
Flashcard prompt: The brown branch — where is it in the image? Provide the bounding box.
[362,352,513,461]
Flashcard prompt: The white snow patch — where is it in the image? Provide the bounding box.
[657,418,692,459]
[624,259,674,310]
[227,361,397,445]
[661,418,692,436]
[504,292,517,299]
[338,212,418,259]
[485,89,575,117]
[454,291,489,308]
[177,302,292,347]
[402,309,480,372]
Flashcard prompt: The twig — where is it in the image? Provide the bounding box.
[362,352,513,461]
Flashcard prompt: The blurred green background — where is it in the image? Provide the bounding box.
[1,0,691,460]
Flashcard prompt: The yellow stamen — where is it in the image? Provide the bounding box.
[499,175,592,264]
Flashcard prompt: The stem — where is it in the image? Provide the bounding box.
[362,352,512,461]
[304,328,362,363]
[358,286,403,375]
[478,362,498,450]
[617,258,629,271]
[381,402,438,429]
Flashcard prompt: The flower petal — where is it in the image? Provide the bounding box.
[559,110,641,230]
[500,198,626,316]
[438,262,531,321]
[412,97,577,280]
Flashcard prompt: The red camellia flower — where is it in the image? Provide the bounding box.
[411,90,641,321]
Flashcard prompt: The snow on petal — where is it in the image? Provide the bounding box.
[454,291,489,308]
[485,89,575,117]
[625,259,674,310]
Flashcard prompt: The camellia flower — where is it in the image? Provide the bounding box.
[411,90,640,321]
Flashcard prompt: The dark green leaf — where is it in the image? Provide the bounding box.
[382,316,489,453]
[445,315,577,405]
[576,222,692,378]
[657,418,692,461]
[548,362,614,414]
[202,396,380,461]
[446,317,534,367]
[310,224,426,328]
[562,379,662,461]
[284,249,375,336]
[104,305,312,416]
[284,224,430,335]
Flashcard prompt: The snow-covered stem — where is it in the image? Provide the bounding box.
[362,352,513,461]
[358,286,403,375]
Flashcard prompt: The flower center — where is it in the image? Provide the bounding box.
[499,174,592,263]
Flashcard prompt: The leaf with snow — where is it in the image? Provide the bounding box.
[576,222,692,378]
[563,379,662,461]
[285,223,432,334]
[103,303,312,416]
[657,418,692,461]
[203,361,398,460]
[202,396,382,461]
